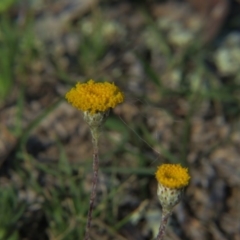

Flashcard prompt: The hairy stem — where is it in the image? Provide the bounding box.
[84,135,99,240]
[156,210,171,240]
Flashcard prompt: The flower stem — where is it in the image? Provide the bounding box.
[84,134,99,240]
[156,210,171,240]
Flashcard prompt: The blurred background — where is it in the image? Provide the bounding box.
[0,0,240,239]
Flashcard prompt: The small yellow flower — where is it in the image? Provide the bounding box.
[155,164,190,189]
[65,79,124,114]
[156,164,190,212]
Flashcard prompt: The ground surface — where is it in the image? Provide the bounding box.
[0,0,240,240]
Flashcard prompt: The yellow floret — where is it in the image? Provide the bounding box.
[65,79,124,114]
[155,164,190,189]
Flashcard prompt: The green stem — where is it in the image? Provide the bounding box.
[156,210,171,240]
[84,131,99,240]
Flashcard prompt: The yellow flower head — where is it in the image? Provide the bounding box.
[65,80,124,114]
[155,164,190,189]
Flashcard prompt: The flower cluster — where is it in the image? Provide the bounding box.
[155,164,190,189]
[65,80,192,240]
[65,79,124,114]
